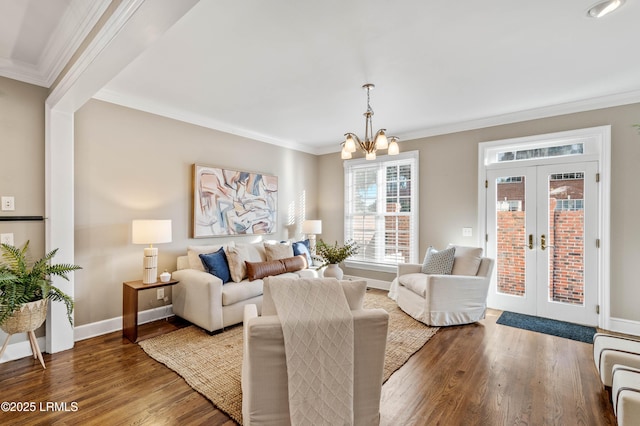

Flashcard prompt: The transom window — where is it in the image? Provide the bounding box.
[497,143,584,162]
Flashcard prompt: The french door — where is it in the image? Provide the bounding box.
[486,161,599,326]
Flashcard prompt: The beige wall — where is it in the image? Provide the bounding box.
[320,102,640,322]
[0,77,48,343]
[73,99,318,326]
[3,72,640,329]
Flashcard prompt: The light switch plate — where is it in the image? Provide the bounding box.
[1,233,14,246]
[462,227,473,237]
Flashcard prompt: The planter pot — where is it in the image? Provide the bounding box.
[323,263,344,280]
[0,299,48,335]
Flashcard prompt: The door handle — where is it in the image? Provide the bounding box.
[541,234,546,250]
[528,234,534,250]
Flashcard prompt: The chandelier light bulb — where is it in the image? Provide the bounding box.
[341,147,352,159]
[388,137,400,156]
[365,151,376,161]
[375,130,388,149]
[344,134,357,152]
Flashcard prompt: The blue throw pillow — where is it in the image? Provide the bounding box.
[292,239,312,266]
[200,248,231,283]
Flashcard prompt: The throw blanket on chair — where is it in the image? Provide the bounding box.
[268,277,355,426]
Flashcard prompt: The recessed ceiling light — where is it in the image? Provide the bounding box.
[587,0,625,18]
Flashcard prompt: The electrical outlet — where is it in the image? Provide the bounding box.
[1,233,14,246]
[157,288,164,300]
[1,196,15,211]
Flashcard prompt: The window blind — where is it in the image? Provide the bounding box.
[343,151,419,271]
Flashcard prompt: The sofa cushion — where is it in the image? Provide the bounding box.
[421,246,456,275]
[244,242,268,262]
[246,259,287,281]
[187,244,223,271]
[226,241,251,282]
[399,273,428,297]
[282,255,308,272]
[199,248,231,283]
[221,279,264,306]
[291,239,312,265]
[448,245,483,276]
[246,255,308,281]
[264,242,294,261]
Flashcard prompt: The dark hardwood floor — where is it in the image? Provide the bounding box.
[0,291,617,425]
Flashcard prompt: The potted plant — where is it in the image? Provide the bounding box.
[0,241,81,332]
[314,239,359,280]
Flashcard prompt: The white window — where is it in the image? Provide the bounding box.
[343,151,419,272]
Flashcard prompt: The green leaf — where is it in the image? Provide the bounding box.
[0,241,81,326]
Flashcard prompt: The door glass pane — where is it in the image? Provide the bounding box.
[496,176,526,296]
[547,171,585,305]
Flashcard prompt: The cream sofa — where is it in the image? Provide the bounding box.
[242,277,389,425]
[171,241,318,333]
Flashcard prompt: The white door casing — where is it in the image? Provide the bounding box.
[478,126,610,329]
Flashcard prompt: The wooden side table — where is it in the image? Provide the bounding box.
[122,279,179,343]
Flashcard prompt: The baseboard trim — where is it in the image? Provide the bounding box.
[0,305,174,364]
[606,316,640,337]
[343,275,391,291]
[74,305,174,342]
[0,335,46,364]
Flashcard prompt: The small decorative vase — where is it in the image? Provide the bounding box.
[160,270,171,283]
[323,263,343,280]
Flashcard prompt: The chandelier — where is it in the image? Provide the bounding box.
[341,83,400,160]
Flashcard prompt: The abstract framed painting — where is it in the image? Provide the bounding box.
[192,164,278,237]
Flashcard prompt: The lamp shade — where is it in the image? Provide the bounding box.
[302,220,322,235]
[132,220,172,245]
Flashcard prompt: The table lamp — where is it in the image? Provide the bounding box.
[132,219,172,284]
[302,219,322,256]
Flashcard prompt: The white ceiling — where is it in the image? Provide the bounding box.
[3,0,640,155]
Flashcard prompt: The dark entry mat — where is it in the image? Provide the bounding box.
[496,311,596,343]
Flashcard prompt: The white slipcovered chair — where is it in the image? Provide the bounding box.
[391,245,494,326]
[242,277,389,426]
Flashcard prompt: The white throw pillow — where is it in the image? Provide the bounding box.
[447,245,483,276]
[264,242,294,261]
[225,241,251,282]
[421,246,456,275]
[187,244,223,271]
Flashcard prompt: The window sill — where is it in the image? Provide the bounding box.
[344,261,398,274]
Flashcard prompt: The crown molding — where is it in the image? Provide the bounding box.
[39,0,112,87]
[0,0,110,88]
[98,86,640,158]
[93,88,322,155]
[396,89,640,143]
[48,0,200,114]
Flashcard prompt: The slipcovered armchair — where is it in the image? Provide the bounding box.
[392,245,494,326]
[242,277,389,426]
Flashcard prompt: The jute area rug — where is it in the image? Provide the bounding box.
[139,290,439,425]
